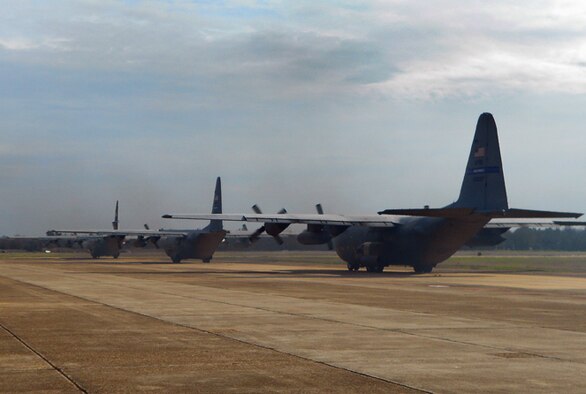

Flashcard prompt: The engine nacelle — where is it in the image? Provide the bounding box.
[128,237,147,248]
[157,236,182,250]
[358,242,384,257]
[265,223,289,237]
[297,230,331,245]
[82,239,99,249]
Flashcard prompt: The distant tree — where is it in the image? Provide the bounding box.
[497,228,586,251]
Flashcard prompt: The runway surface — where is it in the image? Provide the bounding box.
[1,251,586,393]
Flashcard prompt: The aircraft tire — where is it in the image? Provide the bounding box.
[113,253,120,259]
[366,263,384,273]
[202,258,211,263]
[413,265,433,274]
[347,263,360,271]
[172,256,181,264]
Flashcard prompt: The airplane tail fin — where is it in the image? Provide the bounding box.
[454,113,509,211]
[206,177,223,231]
[381,113,581,220]
[112,200,119,230]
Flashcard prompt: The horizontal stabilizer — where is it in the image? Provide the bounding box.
[377,208,474,217]
[553,221,586,226]
[378,207,582,219]
[485,208,582,219]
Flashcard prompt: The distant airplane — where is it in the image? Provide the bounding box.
[163,113,583,273]
[1,201,123,255]
[49,178,227,263]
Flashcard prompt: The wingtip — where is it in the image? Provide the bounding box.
[162,214,172,219]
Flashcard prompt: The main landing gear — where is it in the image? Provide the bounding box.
[413,264,434,274]
[347,262,386,273]
[366,263,384,273]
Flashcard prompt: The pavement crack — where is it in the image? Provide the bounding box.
[104,280,581,365]
[0,320,88,393]
[0,273,430,394]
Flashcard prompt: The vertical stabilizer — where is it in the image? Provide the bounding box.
[112,200,119,230]
[455,113,508,211]
[207,177,223,231]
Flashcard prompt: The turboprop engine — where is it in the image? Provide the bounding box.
[296,204,345,249]
[157,236,183,250]
[82,239,100,249]
[249,205,289,245]
[297,226,332,245]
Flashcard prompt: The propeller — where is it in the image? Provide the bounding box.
[112,200,119,230]
[316,203,333,250]
[249,205,287,245]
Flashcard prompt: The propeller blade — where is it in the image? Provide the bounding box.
[250,205,287,245]
[316,203,333,249]
[112,200,119,230]
[249,226,265,243]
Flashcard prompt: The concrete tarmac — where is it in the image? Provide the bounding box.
[1,251,586,393]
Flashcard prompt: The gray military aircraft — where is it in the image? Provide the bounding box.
[1,201,123,254]
[46,200,127,258]
[49,177,227,263]
[163,113,583,273]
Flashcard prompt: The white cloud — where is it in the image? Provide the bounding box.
[1,1,585,234]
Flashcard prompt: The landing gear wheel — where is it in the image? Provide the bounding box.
[347,263,360,271]
[202,258,211,263]
[172,256,181,264]
[366,264,384,273]
[112,253,120,259]
[91,254,98,259]
[413,265,433,274]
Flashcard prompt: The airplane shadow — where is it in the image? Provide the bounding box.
[76,264,426,278]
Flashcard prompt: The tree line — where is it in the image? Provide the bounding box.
[496,228,586,251]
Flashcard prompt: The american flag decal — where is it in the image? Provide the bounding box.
[474,146,486,158]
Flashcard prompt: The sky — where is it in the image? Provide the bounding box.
[1,0,586,235]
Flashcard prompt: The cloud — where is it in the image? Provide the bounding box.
[1,1,585,235]
[2,0,585,100]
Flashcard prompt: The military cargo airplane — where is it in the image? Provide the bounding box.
[1,201,123,254]
[49,178,227,263]
[162,113,583,273]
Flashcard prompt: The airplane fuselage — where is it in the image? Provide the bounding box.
[83,236,124,259]
[160,230,227,263]
[334,214,490,272]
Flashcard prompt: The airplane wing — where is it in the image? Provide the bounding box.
[162,213,585,229]
[46,229,190,237]
[162,213,398,227]
[485,220,586,228]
